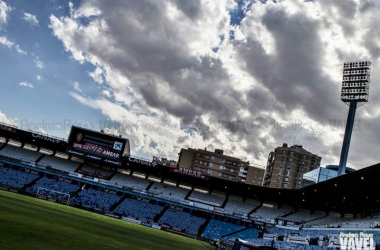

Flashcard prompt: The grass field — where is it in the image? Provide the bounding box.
[0,191,214,250]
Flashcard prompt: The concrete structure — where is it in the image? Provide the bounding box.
[177,148,264,186]
[263,143,321,189]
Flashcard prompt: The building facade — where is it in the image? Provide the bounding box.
[263,143,322,189]
[177,148,265,186]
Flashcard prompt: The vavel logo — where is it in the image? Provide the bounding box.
[340,232,375,250]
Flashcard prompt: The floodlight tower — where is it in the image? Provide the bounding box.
[338,61,371,176]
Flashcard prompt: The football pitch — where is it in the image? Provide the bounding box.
[0,191,214,250]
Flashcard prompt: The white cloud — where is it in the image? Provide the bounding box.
[0,36,27,55]
[36,75,42,80]
[102,89,111,97]
[0,0,11,30]
[19,81,34,88]
[34,56,45,69]
[73,81,82,92]
[50,0,380,169]
[15,44,27,55]
[88,66,104,84]
[0,110,16,125]
[23,12,39,26]
[0,35,13,47]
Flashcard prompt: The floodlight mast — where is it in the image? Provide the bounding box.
[338,61,371,176]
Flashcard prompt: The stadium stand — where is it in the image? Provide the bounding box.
[188,190,225,207]
[111,173,150,191]
[39,155,80,173]
[27,177,80,199]
[202,219,245,239]
[80,165,113,177]
[0,145,42,162]
[281,209,326,223]
[148,182,189,201]
[71,188,121,211]
[250,204,292,221]
[222,228,260,243]
[113,198,164,221]
[224,198,259,216]
[158,209,206,235]
[0,167,39,189]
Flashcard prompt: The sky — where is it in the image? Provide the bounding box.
[0,0,379,170]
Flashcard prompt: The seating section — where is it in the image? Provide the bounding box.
[27,177,79,199]
[222,228,260,242]
[281,210,325,223]
[80,165,113,177]
[149,183,189,201]
[39,155,80,173]
[0,167,39,189]
[250,205,292,221]
[158,209,206,235]
[114,198,164,221]
[71,188,121,211]
[224,199,259,215]
[202,219,245,239]
[0,145,42,162]
[110,173,150,191]
[188,190,225,206]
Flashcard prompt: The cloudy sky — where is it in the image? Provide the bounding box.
[0,0,379,169]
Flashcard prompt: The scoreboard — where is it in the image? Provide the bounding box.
[67,126,129,166]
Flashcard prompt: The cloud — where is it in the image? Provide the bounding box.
[73,81,82,92]
[36,75,42,80]
[19,81,34,88]
[0,110,16,125]
[34,56,45,69]
[49,0,380,169]
[0,0,11,30]
[23,12,39,26]
[0,36,27,54]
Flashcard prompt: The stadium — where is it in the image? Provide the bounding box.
[1,120,380,250]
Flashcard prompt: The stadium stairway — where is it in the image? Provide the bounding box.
[22,174,44,190]
[35,154,46,164]
[198,216,212,236]
[107,169,118,180]
[146,181,154,191]
[184,189,193,200]
[280,210,294,218]
[110,194,128,212]
[221,227,249,238]
[74,163,85,173]
[70,184,87,199]
[154,206,169,222]
[221,194,229,208]
[247,203,262,216]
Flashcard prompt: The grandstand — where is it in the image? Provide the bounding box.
[70,188,121,211]
[148,182,189,201]
[26,177,80,200]
[224,198,259,216]
[188,190,225,207]
[111,172,150,191]
[0,144,42,162]
[39,155,80,173]
[0,166,39,189]
[113,198,164,221]
[202,219,246,239]
[158,209,206,235]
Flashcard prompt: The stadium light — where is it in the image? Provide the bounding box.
[338,61,371,176]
